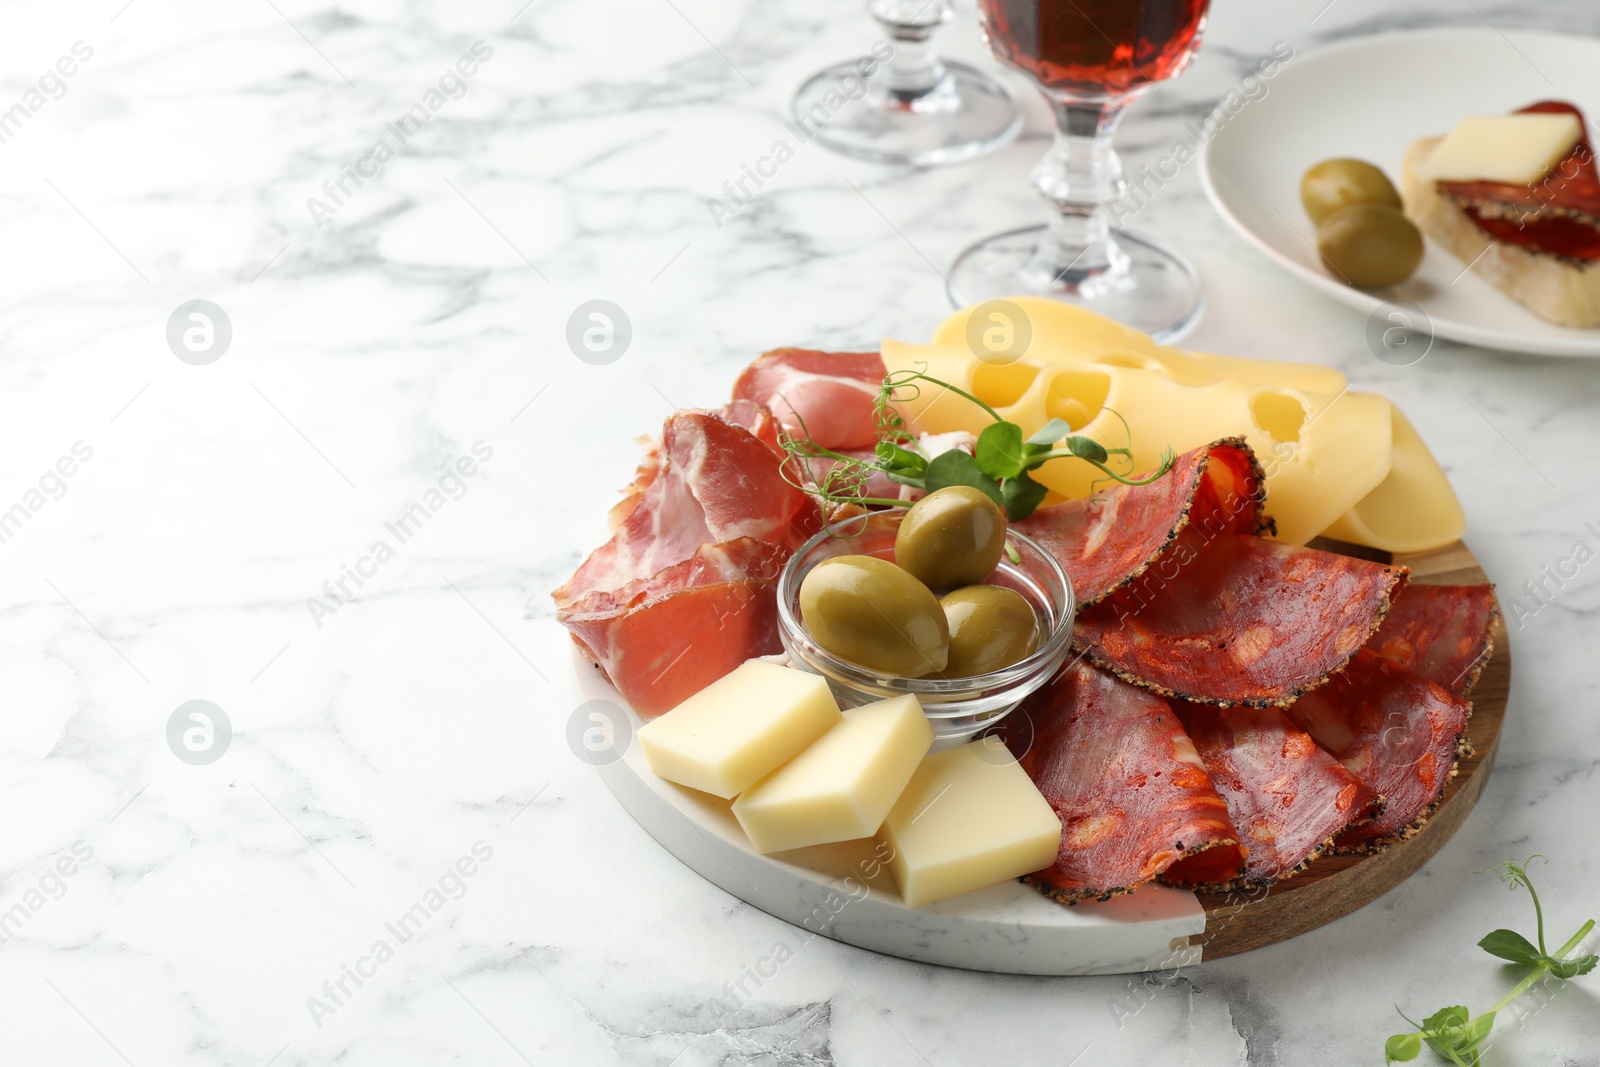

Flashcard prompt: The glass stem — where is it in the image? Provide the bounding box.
[869,0,953,100]
[1031,97,1132,285]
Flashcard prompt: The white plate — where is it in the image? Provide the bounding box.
[1200,28,1600,358]
[574,648,1207,976]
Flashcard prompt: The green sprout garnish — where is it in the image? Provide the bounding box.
[778,366,1175,522]
[1385,856,1597,1066]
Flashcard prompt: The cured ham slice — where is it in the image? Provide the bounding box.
[556,408,816,611]
[1076,535,1407,707]
[732,348,887,450]
[561,540,787,716]
[1167,704,1382,888]
[556,407,820,716]
[606,400,781,531]
[1001,663,1244,904]
[1364,583,1498,696]
[1016,438,1268,606]
[1281,649,1472,853]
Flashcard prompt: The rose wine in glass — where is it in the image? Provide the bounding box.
[792,0,1021,167]
[948,0,1213,339]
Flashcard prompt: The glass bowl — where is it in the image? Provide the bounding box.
[776,508,1075,746]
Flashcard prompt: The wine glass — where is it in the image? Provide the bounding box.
[792,0,1021,167]
[948,0,1212,340]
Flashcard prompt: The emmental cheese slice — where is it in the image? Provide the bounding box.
[1322,405,1466,553]
[878,737,1061,908]
[925,298,1346,393]
[637,661,841,799]
[882,345,1394,547]
[731,695,933,854]
[1418,113,1582,184]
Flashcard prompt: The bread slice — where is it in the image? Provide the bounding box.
[1401,136,1600,328]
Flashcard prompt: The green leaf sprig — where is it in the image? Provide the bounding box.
[1385,856,1597,1066]
[777,367,1175,522]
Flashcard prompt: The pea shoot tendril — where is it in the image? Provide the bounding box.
[777,365,1175,522]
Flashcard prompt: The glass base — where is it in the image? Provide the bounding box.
[946,225,1203,342]
[791,58,1020,167]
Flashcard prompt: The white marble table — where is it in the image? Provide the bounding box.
[4,0,1598,1062]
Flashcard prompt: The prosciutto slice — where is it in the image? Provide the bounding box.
[1364,583,1498,696]
[561,540,787,716]
[556,407,816,611]
[732,348,887,450]
[1001,664,1245,904]
[1016,438,1267,607]
[556,407,819,716]
[1167,704,1381,888]
[1076,534,1408,707]
[1281,649,1473,853]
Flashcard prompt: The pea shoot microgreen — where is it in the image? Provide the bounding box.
[777,367,1175,522]
[1385,856,1597,1066]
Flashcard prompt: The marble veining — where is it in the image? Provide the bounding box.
[3,0,1599,1063]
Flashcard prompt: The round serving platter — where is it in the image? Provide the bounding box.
[578,538,1508,975]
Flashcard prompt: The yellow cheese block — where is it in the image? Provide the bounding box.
[927,298,1346,393]
[878,737,1061,908]
[882,342,1394,547]
[637,661,841,799]
[731,694,933,854]
[1322,405,1465,553]
[1419,113,1582,183]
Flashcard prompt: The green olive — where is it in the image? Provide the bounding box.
[1301,158,1402,226]
[938,585,1041,677]
[800,555,949,677]
[1316,204,1424,288]
[894,486,1007,593]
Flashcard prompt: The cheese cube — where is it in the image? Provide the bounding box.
[879,737,1061,908]
[1419,113,1582,183]
[636,661,841,799]
[731,695,933,854]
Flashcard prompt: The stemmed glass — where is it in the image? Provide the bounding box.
[949,0,1212,339]
[792,0,1021,167]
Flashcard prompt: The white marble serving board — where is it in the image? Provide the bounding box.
[574,649,1206,976]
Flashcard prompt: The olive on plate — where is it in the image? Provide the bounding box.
[938,585,1041,677]
[894,486,1007,593]
[1300,158,1402,226]
[799,554,949,677]
[1316,203,1425,288]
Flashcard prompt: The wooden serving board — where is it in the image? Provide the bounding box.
[1189,537,1510,958]
[578,537,1507,973]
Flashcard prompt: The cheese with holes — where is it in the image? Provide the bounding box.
[884,343,1394,547]
[637,661,842,798]
[1322,406,1465,552]
[1419,113,1582,183]
[926,298,1346,393]
[731,695,933,853]
[878,737,1061,908]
